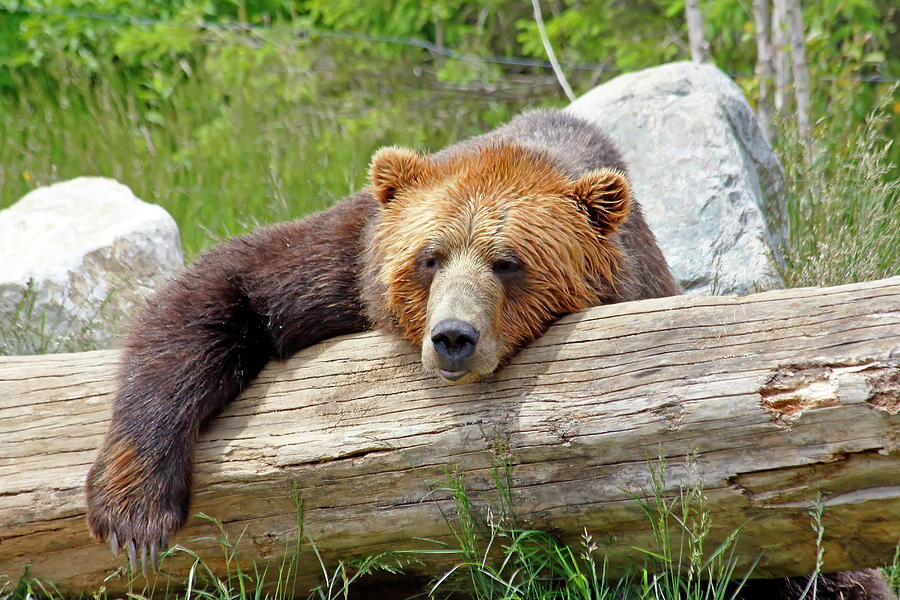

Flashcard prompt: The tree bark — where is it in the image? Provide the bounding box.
[1,278,899,594]
[753,0,775,142]
[685,0,710,63]
[772,0,791,114]
[785,0,811,139]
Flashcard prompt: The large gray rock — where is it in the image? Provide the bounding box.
[567,61,786,295]
[0,177,183,353]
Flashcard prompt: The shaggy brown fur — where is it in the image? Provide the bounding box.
[85,110,895,600]
[362,111,679,344]
[366,145,630,349]
[86,193,377,558]
[89,110,681,564]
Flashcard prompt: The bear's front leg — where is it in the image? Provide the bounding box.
[84,194,376,574]
[86,253,274,573]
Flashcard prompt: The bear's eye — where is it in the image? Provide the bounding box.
[420,252,441,272]
[415,249,442,286]
[492,257,524,279]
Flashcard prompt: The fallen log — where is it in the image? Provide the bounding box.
[1,277,898,594]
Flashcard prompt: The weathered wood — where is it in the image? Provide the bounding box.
[1,278,898,594]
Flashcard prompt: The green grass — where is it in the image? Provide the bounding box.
[0,47,534,261]
[775,84,899,288]
[885,545,900,598]
[3,66,895,281]
[0,281,102,355]
[424,452,755,600]
[0,501,409,600]
[0,455,758,600]
[4,448,898,600]
[2,44,895,276]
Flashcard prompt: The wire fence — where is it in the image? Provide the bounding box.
[1,5,897,83]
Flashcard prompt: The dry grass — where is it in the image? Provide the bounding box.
[775,86,899,288]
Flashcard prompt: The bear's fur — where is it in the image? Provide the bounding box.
[363,111,678,383]
[88,110,680,562]
[738,568,896,600]
[84,110,893,599]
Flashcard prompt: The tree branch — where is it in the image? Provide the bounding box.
[530,0,575,102]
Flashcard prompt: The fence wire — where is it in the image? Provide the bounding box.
[1,5,897,83]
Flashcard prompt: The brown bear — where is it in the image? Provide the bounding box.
[84,110,892,600]
[86,109,679,569]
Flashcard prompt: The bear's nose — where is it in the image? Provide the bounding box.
[431,319,480,361]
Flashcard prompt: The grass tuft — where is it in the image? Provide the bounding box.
[885,544,900,598]
[0,47,530,262]
[426,451,753,600]
[0,280,105,355]
[775,84,899,288]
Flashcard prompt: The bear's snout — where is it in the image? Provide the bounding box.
[430,319,480,379]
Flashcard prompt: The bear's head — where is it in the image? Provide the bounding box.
[363,143,631,385]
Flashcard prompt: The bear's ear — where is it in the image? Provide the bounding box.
[368,146,433,205]
[571,168,632,233]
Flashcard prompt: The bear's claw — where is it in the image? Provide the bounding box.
[106,528,166,576]
[127,539,137,573]
[86,447,188,576]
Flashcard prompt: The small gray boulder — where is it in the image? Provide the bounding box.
[567,61,786,295]
[0,177,183,353]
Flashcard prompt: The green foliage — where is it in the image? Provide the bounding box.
[0,571,70,600]
[515,1,683,73]
[1,500,406,600]
[627,455,755,600]
[1,0,896,210]
[885,544,900,598]
[8,0,894,104]
[0,32,536,259]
